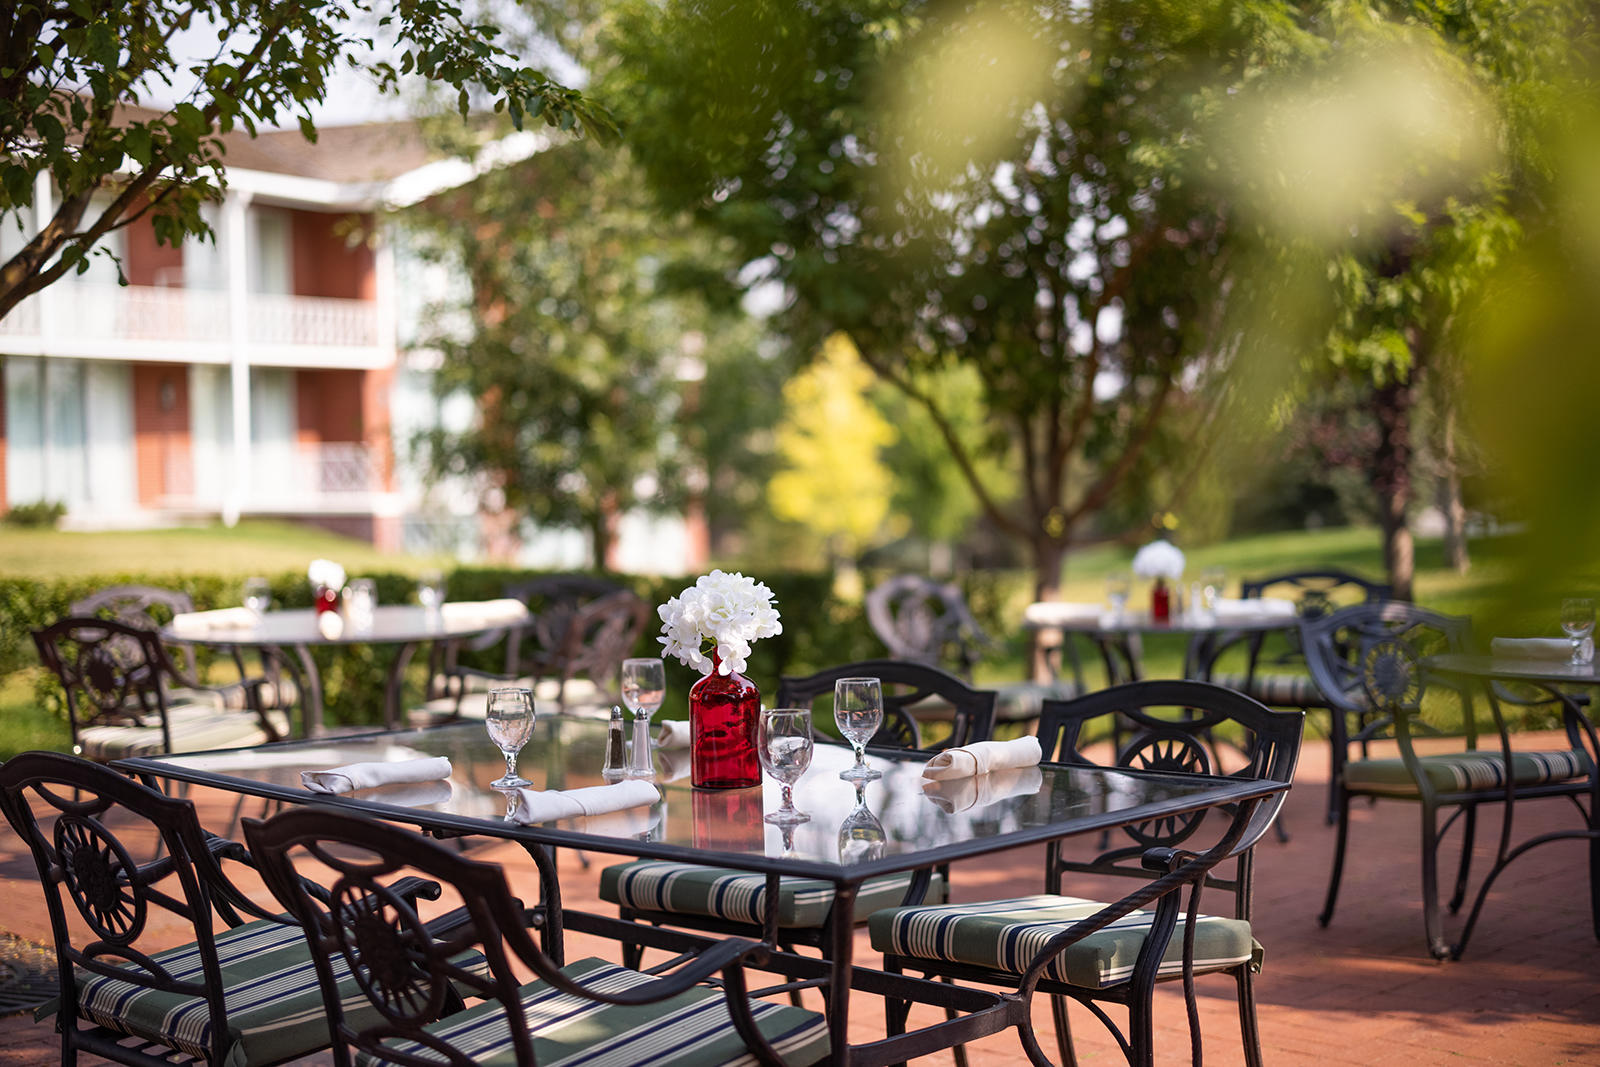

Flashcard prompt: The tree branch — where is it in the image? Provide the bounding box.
[1065,365,1178,525]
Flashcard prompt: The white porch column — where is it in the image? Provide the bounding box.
[222,190,253,527]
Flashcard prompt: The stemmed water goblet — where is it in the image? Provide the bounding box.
[417,569,446,615]
[621,657,666,779]
[486,687,535,788]
[243,577,271,617]
[1560,597,1595,666]
[834,677,883,782]
[1106,573,1131,621]
[758,706,813,825]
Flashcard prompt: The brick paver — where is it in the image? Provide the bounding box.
[0,735,1595,1065]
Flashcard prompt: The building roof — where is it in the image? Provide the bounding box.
[217,122,439,184]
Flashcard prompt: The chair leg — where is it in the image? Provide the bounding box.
[1589,804,1600,942]
[1236,966,1265,1067]
[1127,990,1156,1067]
[1319,791,1353,927]
[1420,804,1451,960]
[1050,993,1079,1067]
[621,940,644,971]
[1448,804,1477,915]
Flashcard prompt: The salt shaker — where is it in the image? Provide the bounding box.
[602,706,628,782]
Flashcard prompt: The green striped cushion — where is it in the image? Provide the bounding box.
[868,893,1260,990]
[78,705,280,760]
[1212,672,1324,707]
[73,917,491,1066]
[1344,749,1591,796]
[357,956,829,1067]
[600,860,946,929]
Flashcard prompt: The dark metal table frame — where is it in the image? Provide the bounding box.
[1423,653,1600,957]
[162,605,523,736]
[115,722,1284,1066]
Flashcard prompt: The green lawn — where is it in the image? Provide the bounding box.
[0,519,442,579]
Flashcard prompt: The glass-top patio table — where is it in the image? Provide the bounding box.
[1022,606,1299,684]
[115,717,1287,1065]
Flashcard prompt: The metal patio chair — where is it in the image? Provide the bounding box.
[243,805,829,1066]
[874,680,1302,1067]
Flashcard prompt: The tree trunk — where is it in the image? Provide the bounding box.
[1372,379,1416,600]
[1439,401,1470,574]
[1029,537,1067,683]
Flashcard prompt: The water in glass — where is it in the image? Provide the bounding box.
[621,658,665,779]
[243,577,271,617]
[418,569,446,612]
[759,707,813,825]
[486,687,535,787]
[1561,598,1595,666]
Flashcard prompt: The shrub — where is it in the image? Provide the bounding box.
[3,501,67,528]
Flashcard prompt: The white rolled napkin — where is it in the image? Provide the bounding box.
[301,757,453,795]
[922,736,1042,781]
[1022,601,1106,627]
[922,766,1044,814]
[171,607,260,638]
[1490,637,1576,662]
[349,779,454,808]
[441,599,530,628]
[1213,597,1298,623]
[504,780,660,825]
[655,720,692,749]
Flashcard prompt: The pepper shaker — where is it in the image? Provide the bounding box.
[602,706,628,782]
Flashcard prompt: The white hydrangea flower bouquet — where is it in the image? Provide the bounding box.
[1131,539,1185,581]
[307,558,347,591]
[658,570,783,677]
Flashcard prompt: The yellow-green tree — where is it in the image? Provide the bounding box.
[769,334,898,565]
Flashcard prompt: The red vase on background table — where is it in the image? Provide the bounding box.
[1151,578,1171,624]
[689,650,761,789]
[314,584,341,615]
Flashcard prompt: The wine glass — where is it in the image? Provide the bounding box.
[621,658,666,779]
[1561,598,1595,666]
[837,784,886,864]
[243,577,271,617]
[758,707,813,825]
[417,569,446,613]
[1106,573,1131,621]
[486,687,535,788]
[834,677,883,783]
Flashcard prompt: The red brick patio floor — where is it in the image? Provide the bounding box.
[0,734,1595,1065]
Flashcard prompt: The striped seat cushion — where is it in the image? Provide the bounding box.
[1212,672,1324,707]
[77,705,283,761]
[1344,749,1591,796]
[600,860,946,929]
[868,893,1260,991]
[356,955,829,1067]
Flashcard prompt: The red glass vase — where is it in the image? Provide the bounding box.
[1151,578,1171,624]
[314,585,341,615]
[689,651,761,790]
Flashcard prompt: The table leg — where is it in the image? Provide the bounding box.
[291,644,325,736]
[827,883,858,1065]
[384,641,421,732]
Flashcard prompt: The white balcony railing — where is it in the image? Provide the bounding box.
[0,283,380,353]
[163,441,384,511]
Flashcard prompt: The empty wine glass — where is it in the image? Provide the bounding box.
[621,657,666,780]
[837,784,886,864]
[834,677,883,783]
[417,569,446,613]
[486,687,535,788]
[758,707,813,825]
[243,577,271,617]
[1561,598,1595,666]
[1106,573,1131,621]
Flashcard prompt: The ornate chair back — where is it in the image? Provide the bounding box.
[1037,680,1303,911]
[1239,567,1394,621]
[776,658,997,751]
[70,584,205,690]
[33,617,177,755]
[0,752,260,1065]
[865,575,990,678]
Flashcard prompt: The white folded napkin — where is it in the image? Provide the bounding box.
[1022,601,1106,627]
[922,736,1042,781]
[922,766,1044,813]
[504,780,660,824]
[655,749,694,783]
[1213,597,1298,623]
[301,757,453,795]
[655,720,692,749]
[1490,637,1575,662]
[171,607,260,638]
[441,599,530,628]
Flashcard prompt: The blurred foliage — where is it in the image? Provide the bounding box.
[768,334,898,563]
